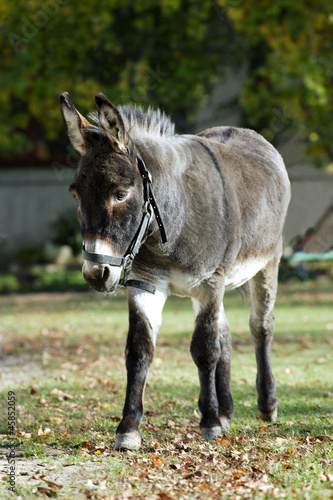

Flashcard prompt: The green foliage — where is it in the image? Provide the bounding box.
[0,269,87,293]
[220,0,333,164]
[0,0,229,161]
[51,209,82,255]
[16,244,48,265]
[0,0,332,166]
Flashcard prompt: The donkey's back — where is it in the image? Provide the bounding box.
[166,124,291,292]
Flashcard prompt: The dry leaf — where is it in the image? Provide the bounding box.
[34,486,57,497]
[158,493,174,500]
[16,431,32,438]
[50,416,64,424]
[50,388,73,400]
[82,441,95,451]
[37,426,51,438]
[43,479,63,489]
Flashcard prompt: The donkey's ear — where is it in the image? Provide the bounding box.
[59,92,92,155]
[95,93,128,154]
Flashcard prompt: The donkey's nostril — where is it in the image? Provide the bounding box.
[102,265,110,281]
[83,260,121,293]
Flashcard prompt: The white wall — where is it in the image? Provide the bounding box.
[0,166,77,264]
[283,166,333,243]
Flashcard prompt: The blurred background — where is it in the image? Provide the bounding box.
[0,0,332,292]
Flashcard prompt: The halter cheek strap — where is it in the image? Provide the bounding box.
[82,154,167,294]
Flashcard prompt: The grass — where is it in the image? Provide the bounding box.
[0,269,88,294]
[0,279,332,499]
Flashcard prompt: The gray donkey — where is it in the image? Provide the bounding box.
[60,92,291,450]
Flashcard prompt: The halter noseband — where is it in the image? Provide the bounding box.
[82,155,167,294]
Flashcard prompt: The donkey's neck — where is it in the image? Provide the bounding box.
[133,136,190,245]
[134,136,189,180]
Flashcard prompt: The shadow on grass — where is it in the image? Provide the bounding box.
[145,376,333,433]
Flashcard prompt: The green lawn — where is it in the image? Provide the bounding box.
[0,280,332,499]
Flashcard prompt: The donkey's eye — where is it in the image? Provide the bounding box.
[115,190,128,201]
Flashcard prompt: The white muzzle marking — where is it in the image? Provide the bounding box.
[82,240,122,289]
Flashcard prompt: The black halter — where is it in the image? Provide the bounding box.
[82,155,167,294]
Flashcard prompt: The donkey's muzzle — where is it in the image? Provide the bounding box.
[82,261,121,293]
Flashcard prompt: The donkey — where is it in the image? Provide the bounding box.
[60,92,291,450]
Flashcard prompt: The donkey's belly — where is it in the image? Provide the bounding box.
[168,256,268,296]
[225,257,268,290]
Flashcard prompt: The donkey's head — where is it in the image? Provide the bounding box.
[60,92,145,293]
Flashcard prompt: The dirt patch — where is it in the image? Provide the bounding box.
[0,453,120,499]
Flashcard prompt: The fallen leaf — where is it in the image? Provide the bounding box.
[198,484,214,492]
[49,416,63,424]
[275,437,288,444]
[151,456,165,468]
[43,479,63,489]
[81,441,96,451]
[319,473,333,482]
[99,479,107,490]
[33,486,57,497]
[50,388,73,400]
[216,437,230,446]
[37,426,52,438]
[145,410,156,417]
[16,431,32,438]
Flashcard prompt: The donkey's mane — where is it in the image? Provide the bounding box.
[89,105,175,139]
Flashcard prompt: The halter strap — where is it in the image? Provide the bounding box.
[82,154,167,294]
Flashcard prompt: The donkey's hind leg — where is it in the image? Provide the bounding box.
[249,242,282,422]
[215,304,234,430]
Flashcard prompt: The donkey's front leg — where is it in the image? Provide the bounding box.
[191,297,225,441]
[115,288,167,450]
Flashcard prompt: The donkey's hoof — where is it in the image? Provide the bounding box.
[201,426,222,441]
[259,407,277,423]
[115,431,141,450]
[219,416,231,432]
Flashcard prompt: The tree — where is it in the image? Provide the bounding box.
[0,0,332,167]
[220,0,333,166]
